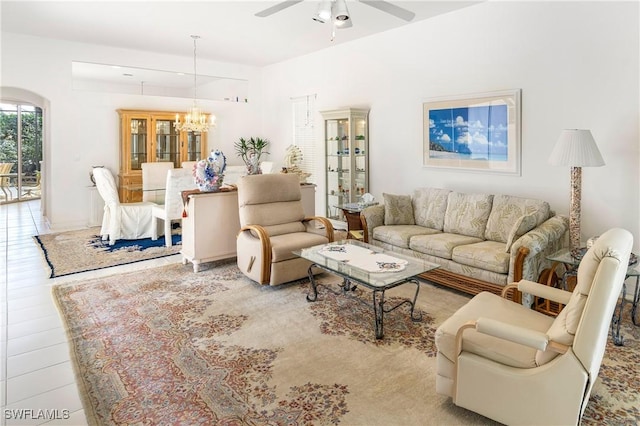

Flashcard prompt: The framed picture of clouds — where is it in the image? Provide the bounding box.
[423,89,521,175]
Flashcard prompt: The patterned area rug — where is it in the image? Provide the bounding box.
[35,227,181,278]
[52,261,640,425]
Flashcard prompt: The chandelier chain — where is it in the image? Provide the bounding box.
[174,34,215,133]
[192,35,199,101]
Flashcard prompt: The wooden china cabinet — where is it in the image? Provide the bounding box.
[117,109,209,202]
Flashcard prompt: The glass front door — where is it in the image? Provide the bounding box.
[0,103,43,204]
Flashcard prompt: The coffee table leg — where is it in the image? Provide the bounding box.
[409,279,422,322]
[373,290,385,339]
[306,264,318,302]
[340,278,357,293]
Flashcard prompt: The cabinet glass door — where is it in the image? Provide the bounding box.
[326,118,351,220]
[353,116,367,198]
[130,118,148,170]
[155,119,180,167]
[185,131,204,162]
[322,108,369,224]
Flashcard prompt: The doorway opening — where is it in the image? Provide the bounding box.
[0,102,43,204]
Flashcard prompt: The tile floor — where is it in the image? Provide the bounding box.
[0,200,181,425]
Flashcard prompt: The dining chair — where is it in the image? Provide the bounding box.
[141,162,173,204]
[0,163,14,201]
[151,168,197,247]
[92,167,156,245]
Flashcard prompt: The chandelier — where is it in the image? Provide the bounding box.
[174,35,216,133]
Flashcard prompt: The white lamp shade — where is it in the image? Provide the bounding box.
[548,129,605,167]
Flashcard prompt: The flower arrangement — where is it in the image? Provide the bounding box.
[193,149,226,192]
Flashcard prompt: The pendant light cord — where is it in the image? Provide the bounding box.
[192,35,200,102]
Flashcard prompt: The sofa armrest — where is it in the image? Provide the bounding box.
[361,204,385,244]
[508,215,569,306]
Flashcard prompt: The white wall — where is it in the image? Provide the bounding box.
[1,32,262,229]
[1,2,638,248]
[259,1,640,249]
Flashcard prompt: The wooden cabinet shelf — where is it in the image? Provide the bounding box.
[117,109,209,202]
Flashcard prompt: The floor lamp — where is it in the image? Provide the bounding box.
[548,129,605,252]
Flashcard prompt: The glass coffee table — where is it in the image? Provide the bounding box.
[294,240,439,339]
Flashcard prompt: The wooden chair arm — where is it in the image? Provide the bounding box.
[238,224,272,284]
[501,283,519,300]
[303,216,335,242]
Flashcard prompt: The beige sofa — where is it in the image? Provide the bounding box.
[361,188,569,304]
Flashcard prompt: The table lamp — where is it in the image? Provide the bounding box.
[548,129,605,252]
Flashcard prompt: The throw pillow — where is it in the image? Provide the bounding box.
[383,193,415,225]
[504,213,538,253]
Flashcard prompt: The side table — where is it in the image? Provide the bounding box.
[336,202,377,241]
[544,248,639,346]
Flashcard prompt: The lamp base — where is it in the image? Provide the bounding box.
[569,166,582,251]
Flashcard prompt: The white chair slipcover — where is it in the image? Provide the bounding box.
[151,168,197,247]
[92,167,156,245]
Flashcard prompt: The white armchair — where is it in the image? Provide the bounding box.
[92,167,156,245]
[151,168,197,247]
[434,227,633,425]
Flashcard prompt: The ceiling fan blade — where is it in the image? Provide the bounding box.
[359,0,416,22]
[255,0,304,17]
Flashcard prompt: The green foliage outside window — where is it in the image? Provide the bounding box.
[0,104,43,174]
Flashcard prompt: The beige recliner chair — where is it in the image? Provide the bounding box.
[236,174,334,285]
[435,227,633,426]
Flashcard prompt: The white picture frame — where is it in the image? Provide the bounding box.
[423,89,522,175]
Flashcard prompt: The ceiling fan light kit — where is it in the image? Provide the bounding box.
[332,0,351,23]
[256,0,415,26]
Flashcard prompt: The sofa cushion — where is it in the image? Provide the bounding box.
[452,241,510,275]
[383,193,415,225]
[409,233,483,260]
[443,193,494,239]
[484,195,551,243]
[412,188,451,231]
[504,212,539,253]
[374,225,439,249]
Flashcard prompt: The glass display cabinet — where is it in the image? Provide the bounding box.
[117,109,208,202]
[321,108,369,223]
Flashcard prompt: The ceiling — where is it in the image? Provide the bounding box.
[1,1,480,67]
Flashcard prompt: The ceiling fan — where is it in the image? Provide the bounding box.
[255,0,416,30]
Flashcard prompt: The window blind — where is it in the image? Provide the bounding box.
[291,94,317,184]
